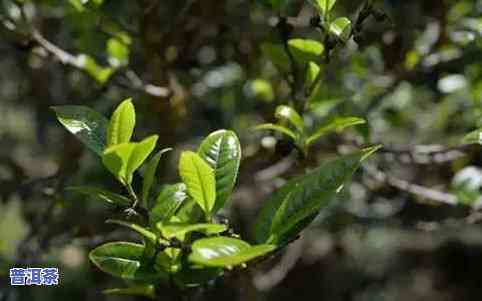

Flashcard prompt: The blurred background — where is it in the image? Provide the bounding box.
[1,0,482,300]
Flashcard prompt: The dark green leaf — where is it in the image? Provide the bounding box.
[150,183,188,225]
[255,146,380,245]
[198,130,241,212]
[188,237,276,267]
[51,105,109,156]
[89,242,163,281]
[66,186,131,206]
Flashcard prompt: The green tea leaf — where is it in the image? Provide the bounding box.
[150,183,188,225]
[305,61,321,90]
[188,237,276,267]
[198,130,241,212]
[102,143,136,184]
[309,0,337,16]
[462,129,482,145]
[76,54,114,84]
[288,39,324,65]
[329,17,352,43]
[51,106,109,156]
[126,135,159,183]
[179,152,216,215]
[89,242,164,281]
[255,146,380,245]
[175,198,204,224]
[66,186,131,206]
[107,36,130,68]
[102,135,158,184]
[103,284,156,300]
[107,98,136,146]
[307,117,366,145]
[157,223,227,240]
[106,219,157,244]
[142,148,172,205]
[255,124,297,140]
[275,105,305,134]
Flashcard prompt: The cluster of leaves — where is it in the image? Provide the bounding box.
[256,105,366,156]
[53,99,378,298]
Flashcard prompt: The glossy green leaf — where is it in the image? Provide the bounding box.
[157,223,227,240]
[188,237,276,267]
[66,186,131,206]
[102,135,158,184]
[102,143,136,184]
[150,183,188,225]
[107,98,135,146]
[126,135,159,182]
[307,117,366,145]
[255,146,380,245]
[462,129,482,145]
[106,219,157,244]
[51,106,109,156]
[179,152,216,215]
[89,242,162,281]
[309,0,336,16]
[255,124,297,140]
[198,130,241,212]
[103,284,156,300]
[288,39,324,65]
[275,105,305,134]
[142,148,172,204]
[329,17,352,42]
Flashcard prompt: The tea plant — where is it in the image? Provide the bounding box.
[53,98,378,299]
[49,0,387,299]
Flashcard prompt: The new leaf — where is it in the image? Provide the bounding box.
[107,98,136,146]
[179,152,216,216]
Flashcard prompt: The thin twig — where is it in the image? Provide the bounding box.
[26,29,170,97]
[364,164,458,206]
